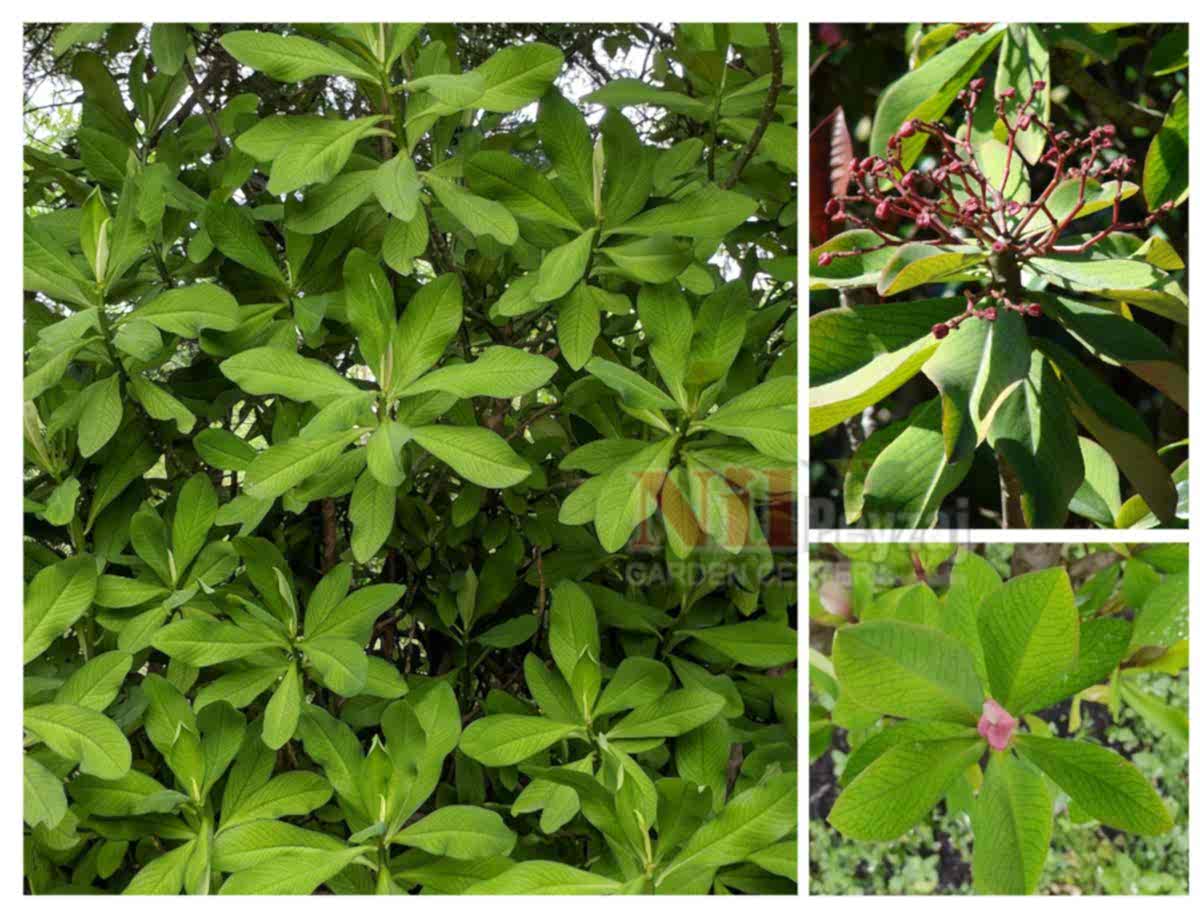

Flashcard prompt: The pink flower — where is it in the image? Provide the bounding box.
[977,700,1017,750]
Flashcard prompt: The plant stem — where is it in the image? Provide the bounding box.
[989,250,1028,529]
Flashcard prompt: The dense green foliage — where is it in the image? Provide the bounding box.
[809,543,1189,894]
[809,23,1188,530]
[23,22,799,894]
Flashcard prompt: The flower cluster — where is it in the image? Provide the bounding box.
[817,76,1175,338]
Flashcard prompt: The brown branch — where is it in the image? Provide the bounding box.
[321,498,337,572]
[721,23,783,190]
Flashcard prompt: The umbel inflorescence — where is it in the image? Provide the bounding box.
[819,76,1176,338]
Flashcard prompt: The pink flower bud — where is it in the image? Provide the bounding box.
[898,120,917,139]
[999,86,1016,99]
[991,239,1009,253]
[946,160,963,174]
[1027,303,1042,318]
[970,77,986,93]
[983,306,998,321]
[1032,80,1046,91]
[875,200,891,221]
[1017,114,1031,131]
[817,252,834,268]
[977,699,1017,751]
[1103,124,1117,136]
[818,580,853,619]
[916,210,932,228]
[848,157,860,173]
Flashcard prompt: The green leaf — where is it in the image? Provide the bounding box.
[1014,734,1173,834]
[676,620,798,667]
[24,555,98,664]
[607,688,724,739]
[460,715,582,767]
[599,236,691,284]
[304,637,369,697]
[557,284,601,370]
[411,425,530,488]
[465,151,582,232]
[424,173,518,245]
[833,620,983,724]
[397,346,556,400]
[594,658,671,717]
[262,663,303,750]
[24,703,131,779]
[243,429,363,501]
[204,200,285,284]
[876,243,987,297]
[24,754,67,828]
[1038,338,1178,525]
[389,805,516,858]
[212,820,346,873]
[585,356,676,411]
[348,472,396,564]
[923,307,1031,462]
[608,186,757,239]
[593,436,677,552]
[172,472,217,576]
[809,298,960,434]
[152,620,285,666]
[129,283,240,337]
[1144,89,1188,210]
[473,43,564,112]
[973,752,1054,894]
[829,738,985,841]
[218,847,370,895]
[222,771,332,830]
[987,350,1084,527]
[56,650,133,710]
[466,861,621,895]
[195,428,257,471]
[374,153,421,221]
[658,773,798,885]
[391,274,463,391]
[535,228,596,302]
[245,115,387,196]
[1132,572,1188,648]
[221,30,379,83]
[220,346,363,404]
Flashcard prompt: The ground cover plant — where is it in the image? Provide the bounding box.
[22,22,799,894]
[809,542,1189,894]
[809,23,1188,530]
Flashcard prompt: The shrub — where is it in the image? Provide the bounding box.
[22,22,799,894]
[809,543,1188,894]
[809,23,1188,530]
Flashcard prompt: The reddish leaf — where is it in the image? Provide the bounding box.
[809,106,855,245]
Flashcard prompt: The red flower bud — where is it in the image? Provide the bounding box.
[983,306,998,321]
[1027,303,1042,318]
[874,200,891,221]
[1032,80,1046,92]
[848,157,860,173]
[1017,114,1031,131]
[825,199,841,216]
[1103,124,1117,136]
[932,323,950,339]
[999,86,1016,99]
[970,77,986,92]
[817,252,834,268]
[946,160,963,174]
[898,120,917,138]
